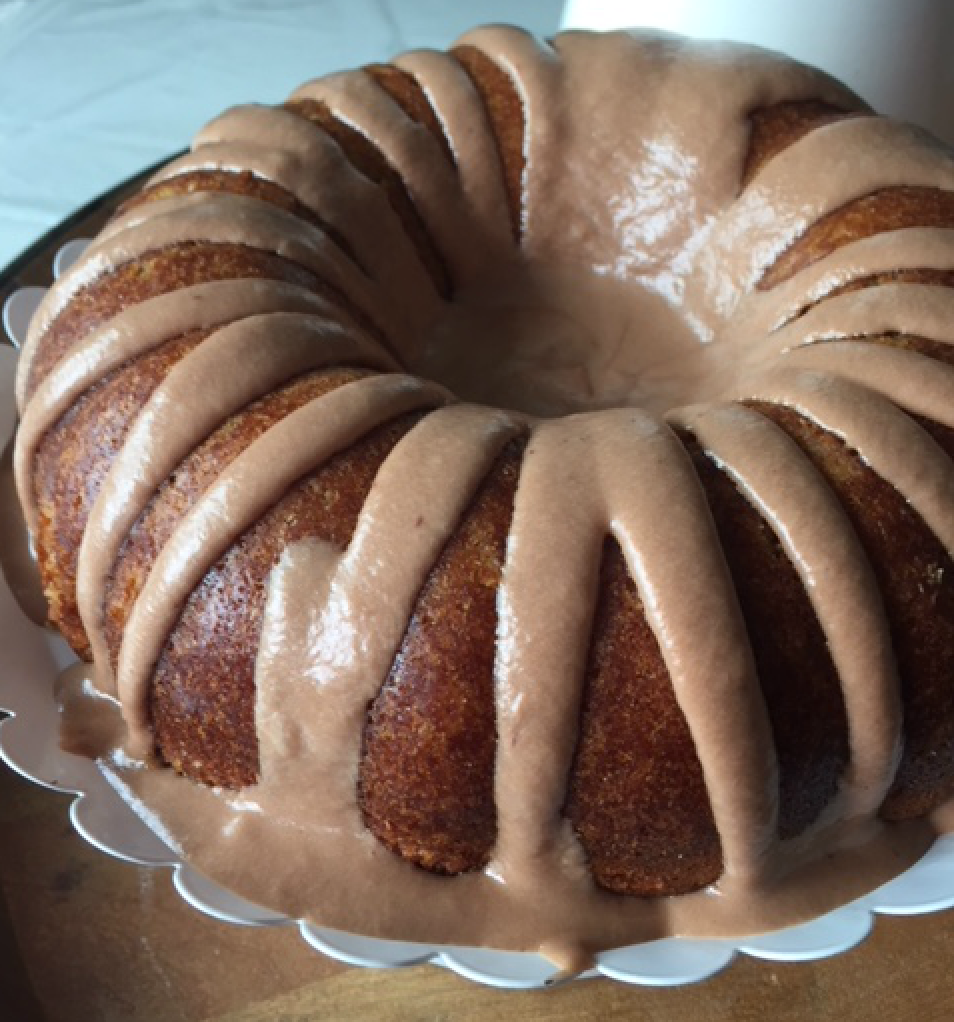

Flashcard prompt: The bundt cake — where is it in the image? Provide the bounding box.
[10,24,954,956]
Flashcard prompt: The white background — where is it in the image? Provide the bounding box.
[0,0,563,268]
[3,1,951,271]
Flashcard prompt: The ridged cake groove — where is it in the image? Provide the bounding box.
[740,99,864,187]
[130,161,368,270]
[363,64,457,167]
[358,439,524,875]
[673,405,898,824]
[283,95,453,299]
[750,399,954,818]
[758,185,954,290]
[75,312,398,674]
[451,44,527,240]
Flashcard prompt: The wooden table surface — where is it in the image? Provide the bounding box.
[1,758,952,1022]
[3,158,953,1022]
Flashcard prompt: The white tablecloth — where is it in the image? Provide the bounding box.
[0,0,563,269]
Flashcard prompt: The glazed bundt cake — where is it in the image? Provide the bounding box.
[11,25,954,954]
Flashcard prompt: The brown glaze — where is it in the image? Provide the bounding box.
[759,186,954,289]
[22,244,332,399]
[795,333,954,373]
[751,402,954,819]
[682,432,852,840]
[151,411,426,786]
[784,268,954,325]
[283,98,452,298]
[102,369,372,672]
[119,169,362,269]
[11,26,954,956]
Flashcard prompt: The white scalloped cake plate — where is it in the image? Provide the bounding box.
[4,264,954,990]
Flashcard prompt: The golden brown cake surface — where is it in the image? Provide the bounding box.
[12,25,954,957]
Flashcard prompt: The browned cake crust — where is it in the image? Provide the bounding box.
[740,99,864,187]
[33,328,214,656]
[682,434,852,840]
[752,402,954,821]
[451,44,525,239]
[24,245,338,398]
[364,63,457,166]
[101,368,374,671]
[149,410,426,787]
[283,97,451,298]
[119,170,362,267]
[758,187,954,290]
[358,440,524,876]
[565,539,723,895]
[18,35,954,903]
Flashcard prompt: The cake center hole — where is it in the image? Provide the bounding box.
[413,263,726,417]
